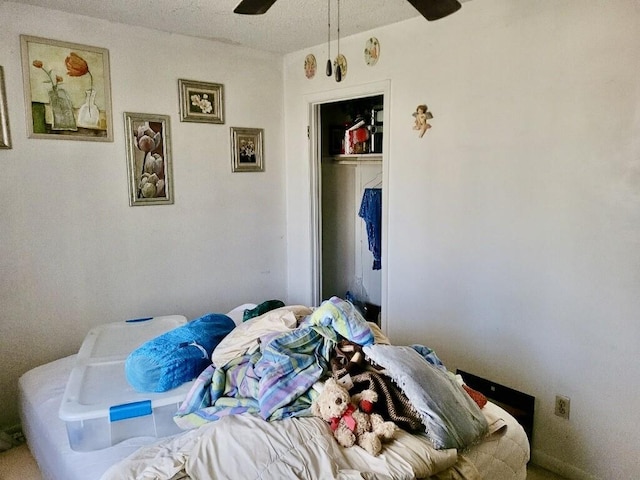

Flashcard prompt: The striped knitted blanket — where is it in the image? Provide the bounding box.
[350,370,425,432]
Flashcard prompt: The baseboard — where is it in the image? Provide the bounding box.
[531,449,600,480]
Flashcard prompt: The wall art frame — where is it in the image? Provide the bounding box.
[124,112,174,206]
[0,66,11,149]
[230,127,264,172]
[178,79,224,124]
[20,35,113,142]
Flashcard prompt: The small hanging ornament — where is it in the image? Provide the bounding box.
[334,54,347,82]
[333,0,346,82]
[326,0,332,77]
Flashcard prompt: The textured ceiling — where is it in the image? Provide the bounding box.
[15,0,469,54]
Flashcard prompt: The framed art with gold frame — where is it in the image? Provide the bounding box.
[124,112,174,206]
[230,127,264,173]
[20,35,113,141]
[178,79,224,124]
[0,66,11,149]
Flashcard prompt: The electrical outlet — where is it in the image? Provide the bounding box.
[555,395,570,419]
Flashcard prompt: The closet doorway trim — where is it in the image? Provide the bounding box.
[306,80,390,330]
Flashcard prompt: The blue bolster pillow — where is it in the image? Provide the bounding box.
[125,313,235,392]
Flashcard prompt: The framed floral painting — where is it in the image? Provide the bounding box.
[178,79,224,124]
[20,35,113,141]
[230,127,264,172]
[124,112,174,206]
[0,66,11,149]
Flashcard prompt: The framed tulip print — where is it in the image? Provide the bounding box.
[20,35,113,141]
[124,112,174,206]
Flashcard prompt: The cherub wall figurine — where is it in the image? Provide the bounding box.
[413,104,433,138]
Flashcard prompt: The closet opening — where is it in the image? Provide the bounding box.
[312,92,385,326]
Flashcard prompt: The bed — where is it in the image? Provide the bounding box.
[18,299,530,480]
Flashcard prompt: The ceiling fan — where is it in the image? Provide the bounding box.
[233,0,462,22]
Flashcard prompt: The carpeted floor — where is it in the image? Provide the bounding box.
[0,444,42,480]
[0,443,569,480]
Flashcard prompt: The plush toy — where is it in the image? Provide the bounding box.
[311,378,396,456]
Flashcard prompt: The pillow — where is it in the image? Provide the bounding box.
[226,303,258,326]
[363,344,488,450]
[125,313,235,392]
[211,305,312,368]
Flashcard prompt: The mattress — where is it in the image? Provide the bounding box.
[17,304,256,480]
[18,355,530,480]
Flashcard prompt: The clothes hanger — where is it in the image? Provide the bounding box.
[364,172,382,189]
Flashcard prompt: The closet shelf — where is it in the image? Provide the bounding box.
[324,154,382,165]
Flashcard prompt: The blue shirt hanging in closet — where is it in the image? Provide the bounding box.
[359,188,382,270]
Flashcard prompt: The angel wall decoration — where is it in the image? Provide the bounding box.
[413,104,433,138]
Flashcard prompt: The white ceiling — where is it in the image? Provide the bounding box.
[14,0,469,54]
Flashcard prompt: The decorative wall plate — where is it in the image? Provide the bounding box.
[364,37,380,66]
[334,54,347,82]
[304,54,317,79]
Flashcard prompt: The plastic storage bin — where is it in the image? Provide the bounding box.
[58,315,194,451]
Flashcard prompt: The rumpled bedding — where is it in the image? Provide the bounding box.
[211,305,311,368]
[98,404,517,480]
[174,297,374,429]
[100,297,529,480]
[100,414,461,480]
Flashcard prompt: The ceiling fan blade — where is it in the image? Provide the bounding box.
[405,0,462,21]
[233,0,278,15]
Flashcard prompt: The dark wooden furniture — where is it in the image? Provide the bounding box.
[457,370,535,443]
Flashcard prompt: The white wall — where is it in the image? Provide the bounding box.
[0,2,286,429]
[283,0,640,478]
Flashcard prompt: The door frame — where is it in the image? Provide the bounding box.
[307,80,390,328]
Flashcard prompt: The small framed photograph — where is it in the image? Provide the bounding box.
[230,127,264,172]
[124,112,174,206]
[0,66,11,149]
[178,79,224,124]
[20,35,113,141]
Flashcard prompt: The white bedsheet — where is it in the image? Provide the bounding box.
[19,355,529,480]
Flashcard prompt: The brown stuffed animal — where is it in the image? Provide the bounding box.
[311,378,396,456]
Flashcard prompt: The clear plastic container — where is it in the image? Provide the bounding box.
[58,315,194,451]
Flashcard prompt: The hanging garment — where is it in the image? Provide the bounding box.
[358,187,382,270]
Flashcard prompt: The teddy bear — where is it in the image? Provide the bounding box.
[311,377,397,456]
